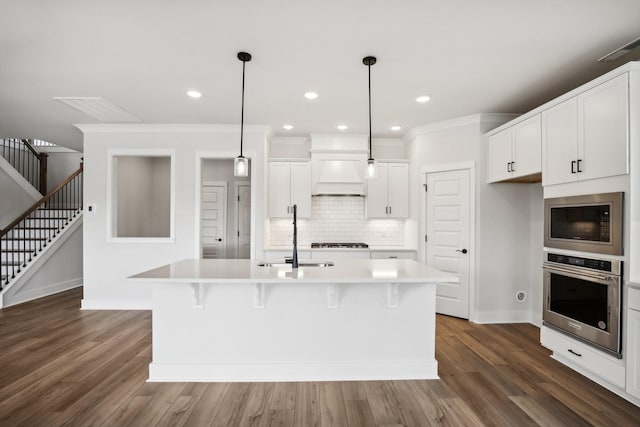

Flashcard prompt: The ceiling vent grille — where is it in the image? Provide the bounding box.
[598,36,640,62]
[53,97,141,122]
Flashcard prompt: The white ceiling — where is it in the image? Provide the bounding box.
[2,0,640,151]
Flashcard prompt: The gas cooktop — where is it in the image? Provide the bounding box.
[310,242,369,249]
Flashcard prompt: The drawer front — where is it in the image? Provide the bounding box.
[370,251,417,260]
[541,326,625,388]
[628,287,640,311]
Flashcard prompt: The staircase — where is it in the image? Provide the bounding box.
[1,165,83,288]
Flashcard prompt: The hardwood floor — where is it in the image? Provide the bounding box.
[1,288,639,426]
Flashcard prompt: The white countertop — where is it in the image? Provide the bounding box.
[128,258,457,284]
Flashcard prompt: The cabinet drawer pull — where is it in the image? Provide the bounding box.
[571,160,577,174]
[568,349,582,357]
[511,161,515,172]
[507,162,511,173]
[577,159,583,173]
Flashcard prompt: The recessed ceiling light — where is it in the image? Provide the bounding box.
[304,92,318,100]
[187,91,202,98]
[390,125,402,131]
[337,124,348,131]
[283,124,294,130]
[416,95,431,104]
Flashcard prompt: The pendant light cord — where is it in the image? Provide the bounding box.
[367,62,372,161]
[240,59,246,158]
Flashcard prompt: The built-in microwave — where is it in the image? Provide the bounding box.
[544,192,623,256]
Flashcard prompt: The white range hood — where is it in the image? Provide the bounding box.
[310,135,367,196]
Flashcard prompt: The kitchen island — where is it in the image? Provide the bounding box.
[129,258,457,382]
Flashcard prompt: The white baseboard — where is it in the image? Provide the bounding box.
[81,299,152,310]
[1,278,82,308]
[147,360,439,382]
[472,310,531,324]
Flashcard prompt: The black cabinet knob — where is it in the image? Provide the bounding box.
[217,238,223,242]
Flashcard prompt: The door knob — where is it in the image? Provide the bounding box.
[217,238,223,242]
[456,248,468,254]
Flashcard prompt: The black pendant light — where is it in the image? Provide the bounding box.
[363,56,377,178]
[234,51,252,177]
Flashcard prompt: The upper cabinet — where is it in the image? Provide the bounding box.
[487,115,541,183]
[367,162,409,218]
[542,73,629,186]
[268,161,311,218]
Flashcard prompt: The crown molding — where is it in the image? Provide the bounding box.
[74,123,272,135]
[404,113,519,141]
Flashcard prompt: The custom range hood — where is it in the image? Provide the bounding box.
[310,134,367,196]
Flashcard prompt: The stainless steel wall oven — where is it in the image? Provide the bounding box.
[543,252,622,356]
[544,192,623,255]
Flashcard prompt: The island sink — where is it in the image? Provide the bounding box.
[257,261,334,267]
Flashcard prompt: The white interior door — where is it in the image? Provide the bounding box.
[425,169,471,319]
[237,184,251,259]
[201,184,226,259]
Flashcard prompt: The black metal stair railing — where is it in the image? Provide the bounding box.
[0,139,48,194]
[0,163,83,288]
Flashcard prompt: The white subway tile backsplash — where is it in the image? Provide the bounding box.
[268,196,404,246]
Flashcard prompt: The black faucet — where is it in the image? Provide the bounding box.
[292,204,299,269]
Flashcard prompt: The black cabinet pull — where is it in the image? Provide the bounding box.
[571,160,577,174]
[507,162,511,173]
[511,161,515,172]
[568,349,582,357]
[577,159,583,173]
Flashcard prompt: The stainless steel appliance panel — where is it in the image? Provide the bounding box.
[542,254,621,356]
[544,192,623,255]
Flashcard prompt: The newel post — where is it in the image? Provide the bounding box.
[38,152,48,195]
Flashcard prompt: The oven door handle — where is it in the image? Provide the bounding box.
[542,263,617,281]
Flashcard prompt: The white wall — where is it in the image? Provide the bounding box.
[202,159,251,258]
[0,164,38,229]
[406,114,541,323]
[79,124,268,309]
[43,149,84,191]
[115,156,171,238]
[268,196,405,247]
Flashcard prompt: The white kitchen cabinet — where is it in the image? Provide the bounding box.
[540,326,626,389]
[263,250,311,261]
[542,74,629,186]
[268,161,311,218]
[626,287,640,400]
[367,162,409,218]
[310,250,370,260]
[487,115,541,183]
[370,250,416,260]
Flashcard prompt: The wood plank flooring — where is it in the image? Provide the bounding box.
[1,288,639,426]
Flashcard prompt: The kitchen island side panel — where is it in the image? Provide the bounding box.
[149,281,437,382]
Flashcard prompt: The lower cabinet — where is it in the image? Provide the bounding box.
[310,251,370,260]
[371,251,416,260]
[263,250,311,260]
[627,287,640,399]
[540,326,626,389]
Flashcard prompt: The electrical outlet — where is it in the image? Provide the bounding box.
[87,204,96,213]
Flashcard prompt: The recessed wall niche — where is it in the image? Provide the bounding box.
[110,154,173,239]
